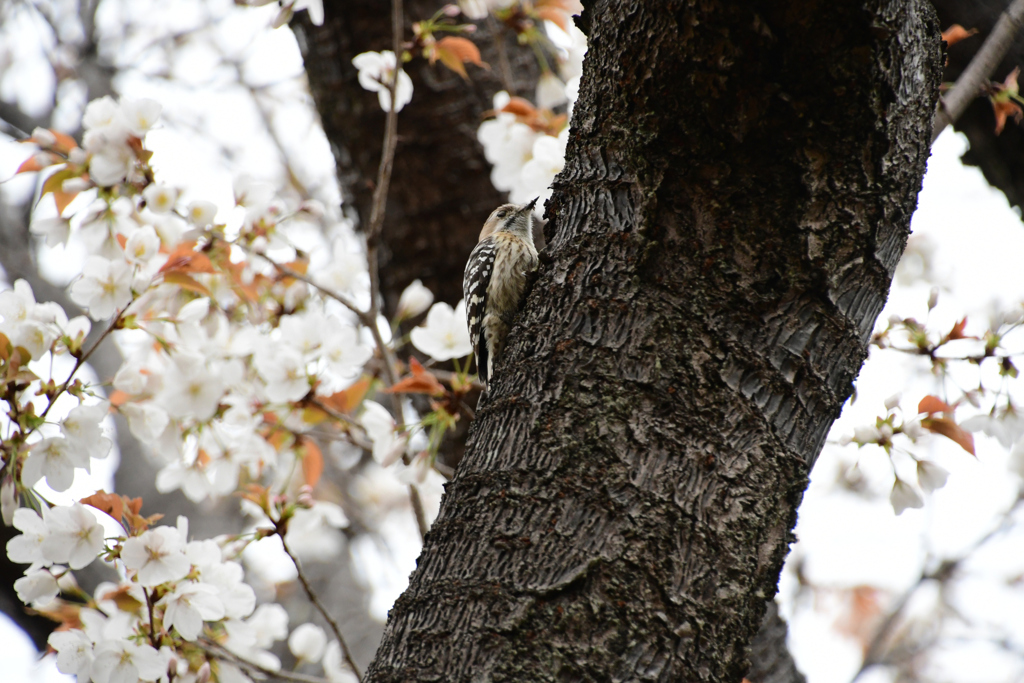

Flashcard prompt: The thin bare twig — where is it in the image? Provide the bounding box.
[200,640,330,683]
[487,14,516,94]
[932,0,1024,143]
[408,483,428,540]
[279,534,363,683]
[849,490,1024,682]
[38,305,127,421]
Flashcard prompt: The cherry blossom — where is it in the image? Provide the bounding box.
[890,477,924,515]
[361,401,408,466]
[14,567,59,605]
[254,344,310,403]
[120,525,191,586]
[70,256,134,320]
[48,629,94,678]
[125,225,161,264]
[61,402,113,461]
[40,503,105,570]
[186,200,218,226]
[248,603,289,648]
[142,183,178,213]
[396,279,434,320]
[21,436,88,492]
[160,582,226,640]
[410,300,473,361]
[916,460,950,493]
[6,508,49,565]
[536,71,568,109]
[352,50,414,112]
[90,640,166,683]
[288,623,327,663]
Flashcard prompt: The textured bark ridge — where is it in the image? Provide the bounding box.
[366,2,940,681]
[293,0,540,311]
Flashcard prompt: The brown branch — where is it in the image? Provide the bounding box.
[279,534,363,683]
[200,640,330,683]
[932,0,1024,142]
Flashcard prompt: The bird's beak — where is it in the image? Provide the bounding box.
[523,197,538,212]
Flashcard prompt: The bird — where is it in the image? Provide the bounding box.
[462,198,540,388]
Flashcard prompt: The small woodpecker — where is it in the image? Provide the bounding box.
[462,198,539,388]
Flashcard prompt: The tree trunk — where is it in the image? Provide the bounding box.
[363,1,941,681]
[292,1,541,312]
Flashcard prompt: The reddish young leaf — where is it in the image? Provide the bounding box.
[162,271,212,297]
[918,395,955,415]
[501,97,539,118]
[941,24,978,47]
[321,376,373,415]
[81,490,125,522]
[946,317,969,340]
[299,438,324,487]
[387,357,446,396]
[108,390,130,407]
[921,416,976,456]
[159,241,215,275]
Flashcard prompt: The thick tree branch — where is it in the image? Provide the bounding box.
[932,0,1024,142]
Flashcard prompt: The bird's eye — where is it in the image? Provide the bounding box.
[496,210,508,219]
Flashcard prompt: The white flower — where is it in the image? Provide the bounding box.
[961,410,1024,449]
[517,129,567,204]
[536,71,568,109]
[410,300,473,361]
[82,96,122,133]
[284,503,348,561]
[396,279,434,319]
[22,436,87,492]
[890,478,924,515]
[1,478,16,526]
[14,568,59,605]
[360,401,407,466]
[321,319,372,381]
[160,354,226,421]
[30,215,71,247]
[248,603,289,648]
[201,561,256,619]
[254,345,310,403]
[852,425,881,444]
[61,402,112,460]
[121,402,171,443]
[884,392,902,411]
[352,51,414,112]
[89,142,135,187]
[901,419,925,440]
[143,183,178,213]
[70,256,133,320]
[160,582,225,640]
[120,526,191,586]
[187,200,218,226]
[0,278,36,329]
[916,460,950,493]
[40,503,104,570]
[6,508,48,565]
[120,98,162,137]
[125,225,161,264]
[90,640,166,683]
[288,623,327,663]
[48,629,94,677]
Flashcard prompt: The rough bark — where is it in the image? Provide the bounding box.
[292,1,542,312]
[364,1,940,682]
[931,0,1024,210]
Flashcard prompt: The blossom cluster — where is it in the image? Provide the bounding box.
[2,87,468,682]
[475,19,587,206]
